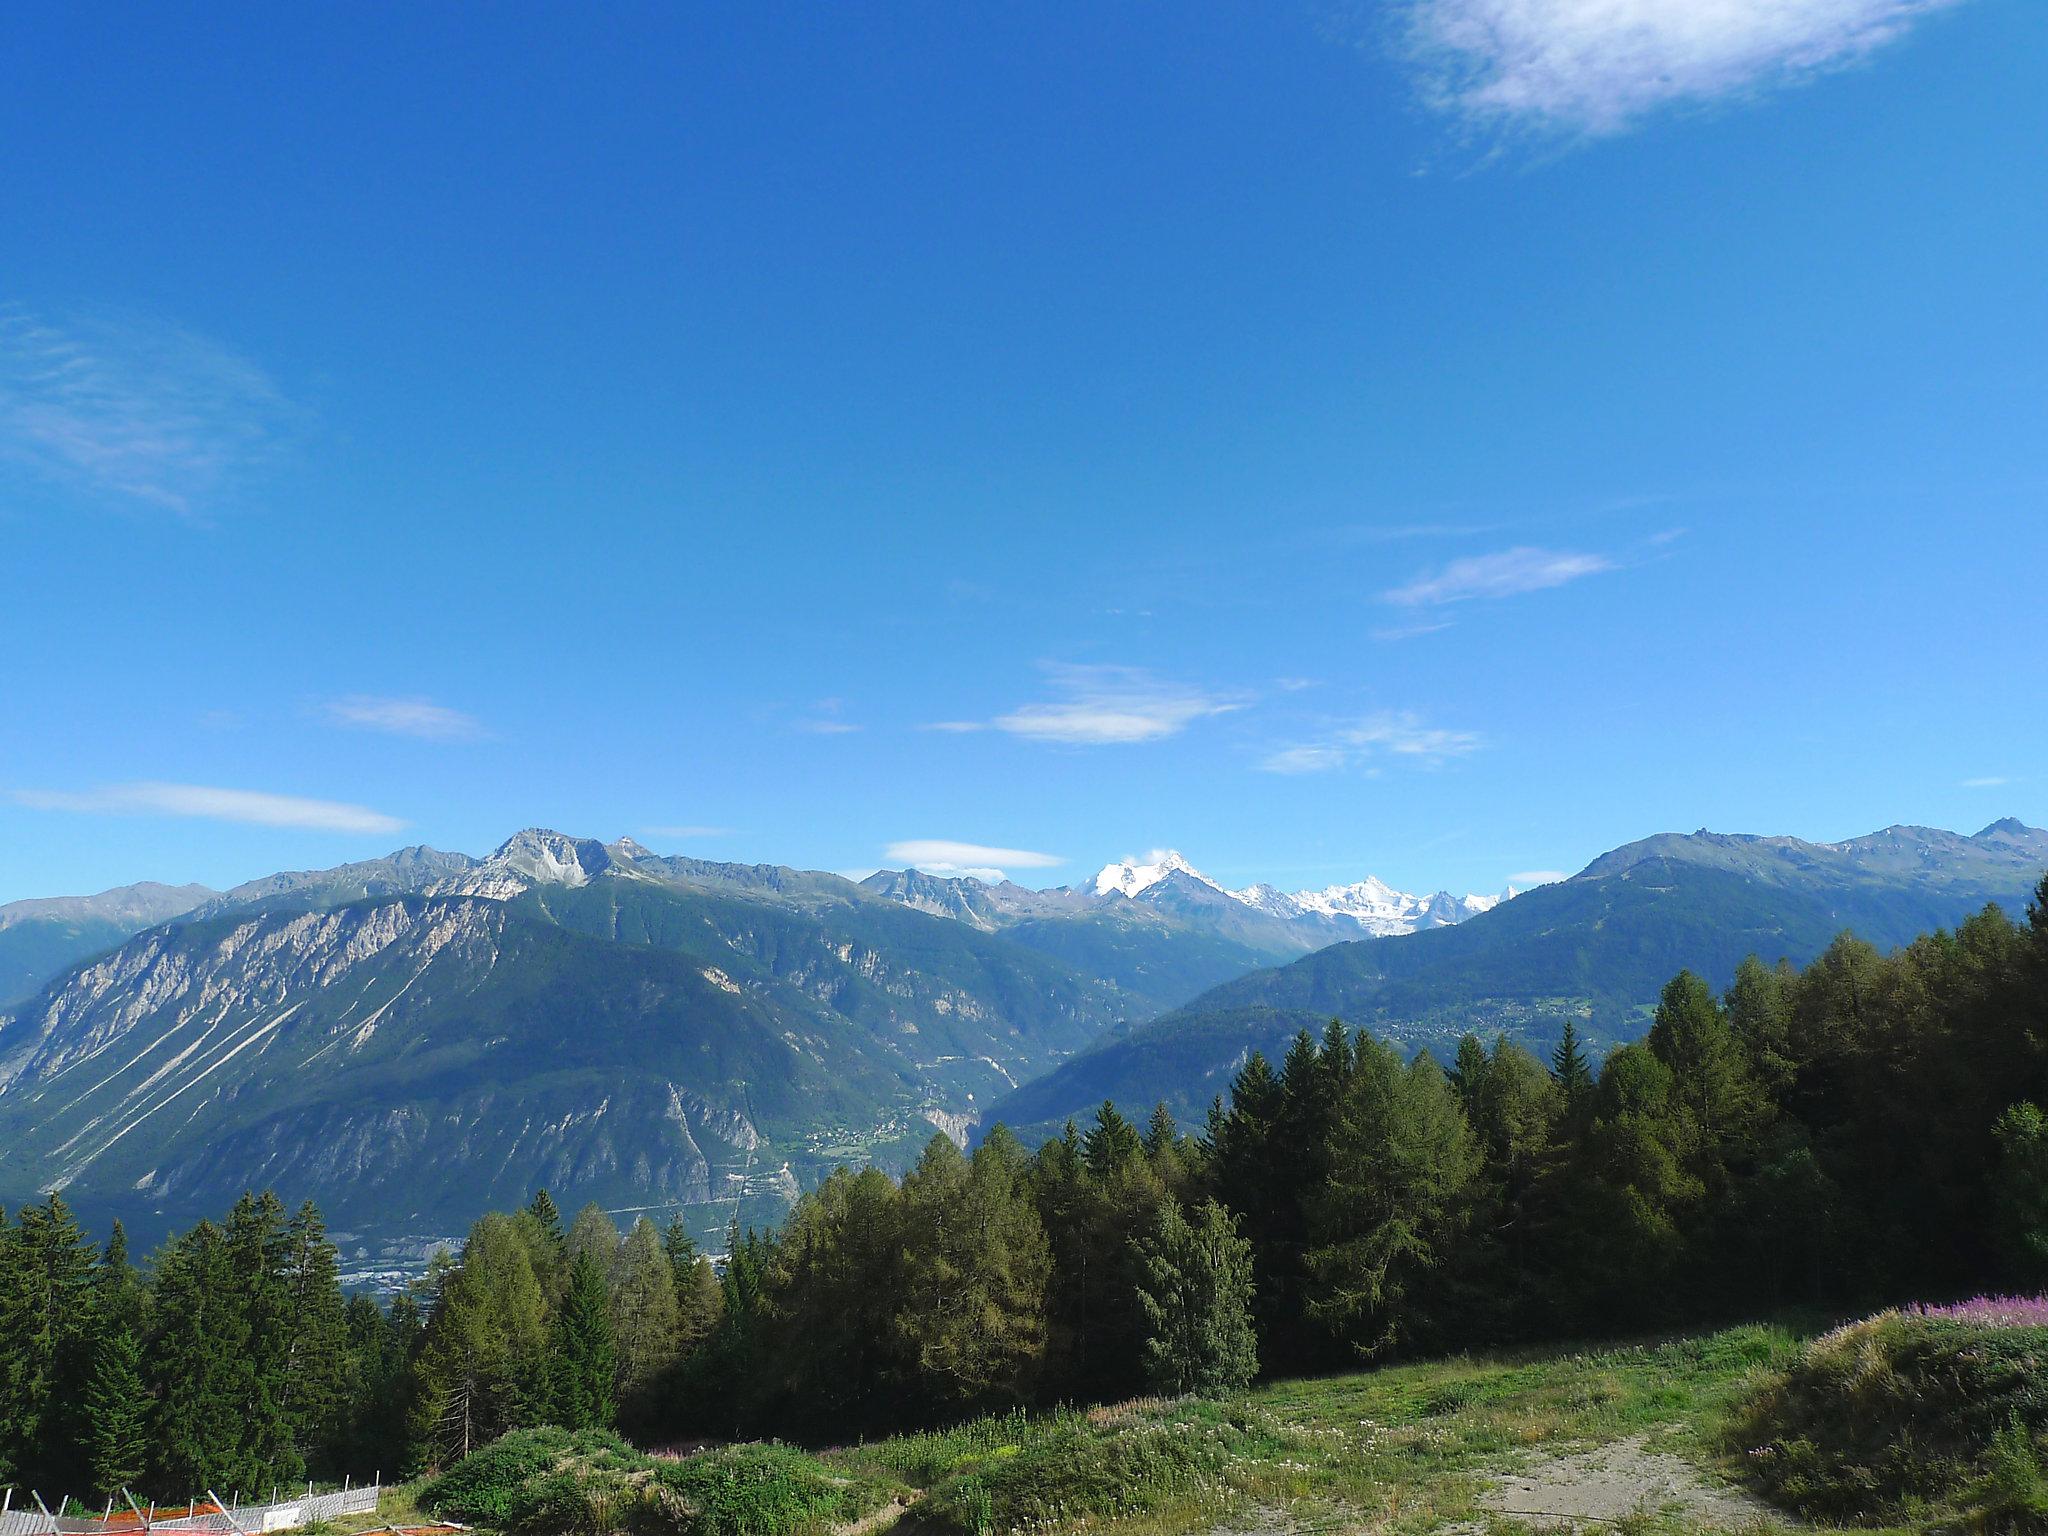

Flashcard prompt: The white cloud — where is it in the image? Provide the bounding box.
[1403,0,1964,136]
[989,664,1244,745]
[321,695,486,741]
[0,306,294,513]
[1258,745,1351,776]
[1961,776,2011,789]
[1260,710,1483,774]
[1508,869,1569,885]
[11,781,404,834]
[885,840,1066,882]
[920,721,989,733]
[795,719,862,735]
[1384,546,1615,606]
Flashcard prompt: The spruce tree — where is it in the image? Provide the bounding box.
[550,1247,617,1430]
[1136,1199,1258,1397]
[82,1328,150,1497]
[149,1219,251,1493]
[277,1201,350,1474]
[1081,1102,1143,1180]
[1550,1019,1594,1118]
[0,1193,97,1490]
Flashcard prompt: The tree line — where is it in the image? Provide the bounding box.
[6,880,2046,1486]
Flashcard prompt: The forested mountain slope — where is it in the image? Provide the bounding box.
[987,819,2048,1137]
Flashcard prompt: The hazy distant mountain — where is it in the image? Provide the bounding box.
[0,830,1138,1246]
[860,850,1502,1015]
[0,881,215,1006]
[984,819,2048,1140]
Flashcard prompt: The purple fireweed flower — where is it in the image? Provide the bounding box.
[1909,1295,2048,1327]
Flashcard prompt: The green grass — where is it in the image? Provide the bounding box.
[429,1321,2024,1536]
[1732,1311,2048,1531]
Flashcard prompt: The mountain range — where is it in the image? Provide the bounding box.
[0,818,2040,1270]
[983,818,2048,1139]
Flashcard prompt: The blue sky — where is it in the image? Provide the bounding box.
[2,0,2044,905]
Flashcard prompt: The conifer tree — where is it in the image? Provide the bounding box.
[0,1192,97,1490]
[1081,1102,1143,1179]
[609,1217,681,1411]
[409,1214,549,1465]
[82,1328,150,1497]
[895,1132,1050,1407]
[662,1216,698,1290]
[550,1246,617,1430]
[1550,1019,1594,1118]
[277,1201,350,1473]
[1136,1199,1258,1397]
[149,1218,252,1493]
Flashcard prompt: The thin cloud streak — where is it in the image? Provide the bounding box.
[321,695,487,741]
[11,781,405,834]
[1402,0,1966,136]
[988,664,1244,745]
[885,839,1065,883]
[1260,710,1484,774]
[1384,546,1614,606]
[0,306,295,512]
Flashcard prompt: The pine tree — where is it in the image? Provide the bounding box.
[528,1189,565,1248]
[662,1216,698,1290]
[609,1217,681,1411]
[0,1192,97,1490]
[550,1247,617,1430]
[1136,1199,1258,1397]
[225,1190,302,1487]
[277,1201,350,1474]
[82,1328,150,1497]
[409,1214,549,1466]
[1550,1019,1594,1118]
[895,1132,1051,1407]
[1081,1102,1143,1180]
[149,1218,251,1493]
[1306,1044,1481,1356]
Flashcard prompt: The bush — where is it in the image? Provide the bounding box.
[422,1427,887,1536]
[1731,1311,2048,1527]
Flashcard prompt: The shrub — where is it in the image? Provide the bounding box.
[422,1427,886,1536]
[1731,1311,2048,1526]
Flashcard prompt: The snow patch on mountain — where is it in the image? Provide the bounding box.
[1093,851,1222,898]
[1092,849,1505,937]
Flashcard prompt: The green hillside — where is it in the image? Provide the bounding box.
[989,821,2048,1137]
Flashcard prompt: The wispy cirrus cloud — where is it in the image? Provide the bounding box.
[11,781,404,834]
[1401,0,1965,137]
[884,839,1065,882]
[320,694,487,741]
[1259,710,1483,774]
[0,306,295,513]
[975,664,1245,746]
[1961,776,2011,789]
[1383,546,1615,606]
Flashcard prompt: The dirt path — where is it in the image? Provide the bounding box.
[1473,1434,1783,1530]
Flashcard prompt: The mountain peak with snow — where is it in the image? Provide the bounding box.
[1093,850,1221,898]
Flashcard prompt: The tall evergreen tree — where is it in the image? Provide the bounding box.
[895,1132,1051,1407]
[149,1218,252,1493]
[409,1214,549,1466]
[550,1246,617,1430]
[1550,1019,1594,1119]
[276,1201,350,1474]
[609,1217,681,1414]
[82,1328,150,1497]
[1135,1199,1258,1397]
[0,1193,98,1490]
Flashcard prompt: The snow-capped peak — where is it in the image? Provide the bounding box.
[1086,847,1516,938]
[1093,850,1221,899]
